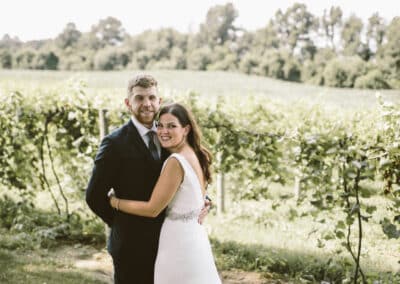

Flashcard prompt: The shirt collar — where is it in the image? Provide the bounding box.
[130,115,157,138]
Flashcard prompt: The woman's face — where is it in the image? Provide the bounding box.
[157,113,189,150]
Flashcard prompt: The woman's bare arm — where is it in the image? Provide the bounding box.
[110,157,183,217]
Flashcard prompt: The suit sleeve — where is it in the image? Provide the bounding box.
[86,136,116,227]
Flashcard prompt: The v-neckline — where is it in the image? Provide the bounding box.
[174,153,204,192]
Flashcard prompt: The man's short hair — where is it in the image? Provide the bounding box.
[127,74,158,97]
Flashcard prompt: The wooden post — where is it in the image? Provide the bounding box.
[216,152,225,215]
[294,169,303,201]
[99,109,108,140]
[98,109,109,244]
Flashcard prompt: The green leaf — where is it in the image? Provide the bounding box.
[335,230,345,239]
[323,232,335,240]
[365,205,377,214]
[336,221,346,230]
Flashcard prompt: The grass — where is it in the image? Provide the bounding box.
[1,69,399,111]
[0,247,109,284]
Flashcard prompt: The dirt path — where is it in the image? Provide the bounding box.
[64,245,277,284]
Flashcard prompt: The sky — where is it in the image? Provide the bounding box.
[1,0,399,41]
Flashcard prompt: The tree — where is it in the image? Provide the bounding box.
[168,47,187,69]
[56,23,81,49]
[366,13,386,56]
[252,21,280,52]
[323,56,367,88]
[137,28,187,62]
[380,17,400,88]
[303,47,336,85]
[321,6,343,50]
[186,46,212,70]
[58,50,95,70]
[238,52,259,74]
[258,49,285,79]
[94,47,130,70]
[341,15,364,57]
[354,69,391,89]
[91,17,125,47]
[34,50,59,70]
[14,48,36,69]
[272,3,318,55]
[0,49,12,68]
[207,42,238,71]
[0,34,22,49]
[197,3,238,47]
[300,39,317,61]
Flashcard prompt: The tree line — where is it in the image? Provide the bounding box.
[1,2,399,89]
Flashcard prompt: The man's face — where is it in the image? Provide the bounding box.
[125,86,161,128]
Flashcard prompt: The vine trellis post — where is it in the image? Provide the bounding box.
[216,151,225,215]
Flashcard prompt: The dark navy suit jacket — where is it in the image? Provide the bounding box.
[86,120,169,283]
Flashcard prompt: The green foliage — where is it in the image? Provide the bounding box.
[56,22,82,49]
[354,69,391,89]
[197,3,238,47]
[341,15,364,57]
[211,238,349,282]
[380,17,400,88]
[90,16,125,47]
[271,3,318,53]
[2,4,398,90]
[238,52,259,74]
[0,48,12,68]
[186,46,212,70]
[323,56,367,87]
[13,48,36,69]
[34,50,59,70]
[0,195,104,250]
[94,47,130,70]
[1,76,399,283]
[321,6,343,50]
[207,43,238,71]
[0,83,100,217]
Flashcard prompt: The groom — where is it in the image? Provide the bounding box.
[86,74,209,284]
[86,74,164,283]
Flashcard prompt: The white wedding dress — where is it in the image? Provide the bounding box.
[154,153,221,284]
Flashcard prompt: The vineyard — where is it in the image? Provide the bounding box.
[0,70,399,283]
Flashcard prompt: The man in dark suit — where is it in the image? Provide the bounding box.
[86,74,168,283]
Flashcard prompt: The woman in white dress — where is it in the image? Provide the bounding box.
[109,103,221,284]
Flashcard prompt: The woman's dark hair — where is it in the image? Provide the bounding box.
[158,103,213,184]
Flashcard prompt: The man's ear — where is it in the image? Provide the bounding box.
[124,98,130,107]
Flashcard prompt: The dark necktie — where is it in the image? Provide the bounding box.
[147,131,159,160]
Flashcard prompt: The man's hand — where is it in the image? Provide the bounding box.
[198,196,212,224]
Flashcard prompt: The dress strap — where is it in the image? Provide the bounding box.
[162,153,186,173]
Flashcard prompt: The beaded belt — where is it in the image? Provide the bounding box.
[165,207,202,222]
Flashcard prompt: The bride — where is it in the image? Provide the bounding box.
[109,103,221,284]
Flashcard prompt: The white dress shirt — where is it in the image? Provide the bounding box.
[130,116,161,156]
